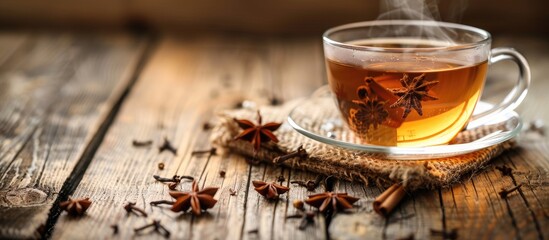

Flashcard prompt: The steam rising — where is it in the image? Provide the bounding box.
[376,0,469,45]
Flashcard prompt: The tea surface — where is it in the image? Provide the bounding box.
[327,58,487,146]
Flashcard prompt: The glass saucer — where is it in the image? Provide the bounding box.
[287,86,522,160]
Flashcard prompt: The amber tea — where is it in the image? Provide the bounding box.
[327,46,488,146]
[322,21,530,148]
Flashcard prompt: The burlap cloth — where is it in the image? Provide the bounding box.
[210,97,516,190]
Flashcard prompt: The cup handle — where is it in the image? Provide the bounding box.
[467,48,531,128]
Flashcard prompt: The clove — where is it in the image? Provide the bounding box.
[110,224,119,235]
[158,137,177,155]
[134,220,170,238]
[191,147,217,157]
[499,183,523,199]
[286,209,316,230]
[495,165,513,177]
[229,188,237,196]
[132,139,153,147]
[124,202,148,217]
[153,175,193,190]
[291,175,323,191]
[153,175,194,183]
[150,200,175,206]
[277,175,286,184]
[273,146,307,164]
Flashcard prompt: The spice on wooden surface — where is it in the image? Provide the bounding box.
[291,175,323,191]
[124,202,148,217]
[390,73,438,119]
[202,122,213,131]
[293,199,304,211]
[277,175,286,184]
[234,111,281,152]
[286,211,316,230]
[132,139,153,147]
[324,175,337,191]
[110,224,119,235]
[59,197,92,216]
[153,175,193,190]
[496,165,513,177]
[153,175,193,182]
[305,192,359,213]
[499,183,523,199]
[191,147,217,156]
[169,180,219,216]
[150,200,175,206]
[273,145,307,164]
[158,162,164,170]
[158,137,177,155]
[373,183,406,217]
[252,180,290,200]
[134,220,170,238]
[269,96,282,106]
[229,188,237,196]
[219,170,226,178]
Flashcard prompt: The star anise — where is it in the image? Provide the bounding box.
[390,73,438,119]
[59,197,92,216]
[234,111,281,151]
[252,180,290,200]
[351,97,389,131]
[169,180,219,216]
[305,192,359,213]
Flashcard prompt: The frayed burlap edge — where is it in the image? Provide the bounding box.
[210,100,515,190]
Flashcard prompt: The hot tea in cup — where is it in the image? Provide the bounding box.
[323,20,530,147]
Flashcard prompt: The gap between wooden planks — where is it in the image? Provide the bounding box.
[0,33,149,238]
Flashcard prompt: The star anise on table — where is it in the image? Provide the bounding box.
[169,180,219,216]
[305,192,359,213]
[390,73,438,119]
[234,111,282,151]
[59,197,92,216]
[252,180,290,200]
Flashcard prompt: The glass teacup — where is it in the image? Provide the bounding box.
[323,20,530,147]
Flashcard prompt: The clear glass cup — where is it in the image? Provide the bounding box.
[323,20,530,147]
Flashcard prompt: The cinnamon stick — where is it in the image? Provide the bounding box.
[373,183,406,217]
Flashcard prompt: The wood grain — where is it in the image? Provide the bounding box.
[0,33,148,238]
[0,33,548,240]
[50,36,328,239]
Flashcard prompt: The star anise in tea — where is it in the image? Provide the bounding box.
[252,180,290,200]
[305,192,359,213]
[390,73,439,119]
[59,197,92,216]
[351,97,389,131]
[234,111,281,151]
[169,180,219,216]
[349,82,390,132]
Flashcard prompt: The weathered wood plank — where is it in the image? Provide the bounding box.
[0,33,147,238]
[11,34,549,240]
[50,36,329,239]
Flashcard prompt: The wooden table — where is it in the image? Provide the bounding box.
[0,32,548,240]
